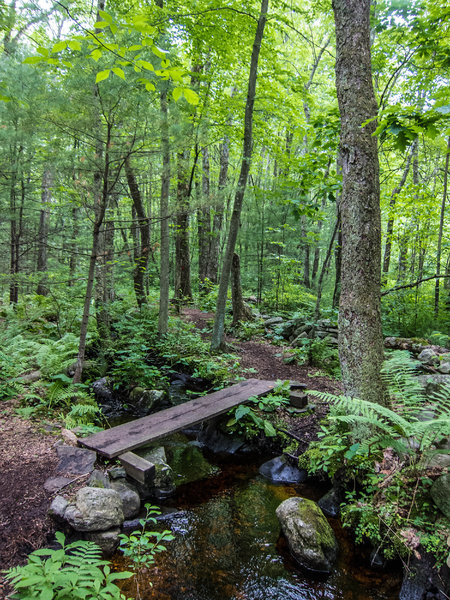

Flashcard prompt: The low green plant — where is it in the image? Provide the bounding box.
[118,504,174,599]
[4,532,132,599]
[226,383,290,439]
[300,351,450,565]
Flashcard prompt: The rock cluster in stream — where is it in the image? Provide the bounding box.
[48,444,174,554]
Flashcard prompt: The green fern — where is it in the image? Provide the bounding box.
[64,403,100,428]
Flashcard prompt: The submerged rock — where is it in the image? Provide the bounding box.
[400,548,450,600]
[276,497,338,574]
[318,485,344,519]
[259,456,307,484]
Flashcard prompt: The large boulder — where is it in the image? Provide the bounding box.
[128,387,165,414]
[259,456,307,484]
[276,497,338,574]
[64,487,124,532]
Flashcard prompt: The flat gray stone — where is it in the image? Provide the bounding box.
[88,469,111,489]
[44,476,74,493]
[56,445,96,475]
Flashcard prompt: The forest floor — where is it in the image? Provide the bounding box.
[0,307,340,597]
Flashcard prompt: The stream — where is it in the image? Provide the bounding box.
[113,442,402,600]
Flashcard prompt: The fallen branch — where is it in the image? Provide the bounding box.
[381,274,450,296]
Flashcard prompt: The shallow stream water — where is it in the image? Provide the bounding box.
[114,448,402,600]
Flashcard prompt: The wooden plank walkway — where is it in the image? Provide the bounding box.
[80,378,276,459]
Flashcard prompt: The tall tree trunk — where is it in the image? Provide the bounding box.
[125,156,151,308]
[382,139,417,276]
[211,0,269,351]
[158,86,171,335]
[434,135,450,315]
[198,146,211,288]
[174,150,193,303]
[207,135,230,284]
[231,253,253,326]
[68,205,79,287]
[333,0,386,405]
[73,120,111,384]
[36,169,52,295]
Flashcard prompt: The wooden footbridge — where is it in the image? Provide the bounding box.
[80,378,278,484]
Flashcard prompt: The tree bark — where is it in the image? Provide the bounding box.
[198,146,211,288]
[174,149,193,303]
[158,86,171,335]
[333,0,386,405]
[382,139,417,276]
[73,119,111,384]
[434,136,450,316]
[231,253,253,326]
[211,0,269,350]
[125,156,151,308]
[36,169,53,295]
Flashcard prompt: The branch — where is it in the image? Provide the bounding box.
[381,274,450,296]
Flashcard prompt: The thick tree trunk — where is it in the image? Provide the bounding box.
[158,86,171,335]
[36,169,52,295]
[434,136,450,316]
[210,0,269,351]
[333,0,386,405]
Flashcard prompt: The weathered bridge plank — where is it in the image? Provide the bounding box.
[80,378,276,459]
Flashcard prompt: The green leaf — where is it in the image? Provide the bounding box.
[145,82,155,91]
[91,48,102,62]
[172,87,183,102]
[68,40,82,51]
[110,23,118,35]
[112,67,125,80]
[52,41,67,53]
[235,405,251,420]
[37,46,49,57]
[128,45,142,52]
[62,60,73,68]
[94,21,109,29]
[96,70,110,83]
[55,531,66,546]
[98,10,113,24]
[23,56,43,64]
[183,88,200,106]
[139,60,154,71]
[152,45,167,58]
[0,94,11,102]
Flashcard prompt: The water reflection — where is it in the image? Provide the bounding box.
[116,455,401,600]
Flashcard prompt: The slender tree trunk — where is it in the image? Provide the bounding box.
[231,253,253,326]
[68,205,79,287]
[125,156,150,307]
[314,217,340,320]
[211,0,269,351]
[174,150,193,303]
[158,86,171,335]
[36,169,52,295]
[434,135,450,315]
[207,136,230,284]
[73,121,111,383]
[198,147,211,288]
[333,0,386,405]
[382,139,417,276]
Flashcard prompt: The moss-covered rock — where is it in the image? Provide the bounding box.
[276,497,338,574]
